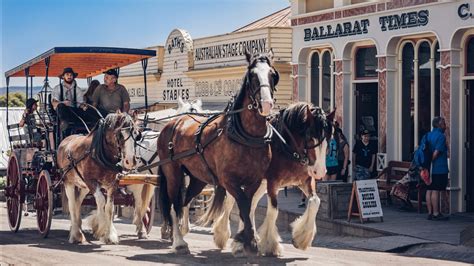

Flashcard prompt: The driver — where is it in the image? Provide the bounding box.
[51,67,100,136]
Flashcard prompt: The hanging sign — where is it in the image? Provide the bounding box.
[348,179,383,223]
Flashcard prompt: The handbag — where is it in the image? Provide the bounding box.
[420,168,431,185]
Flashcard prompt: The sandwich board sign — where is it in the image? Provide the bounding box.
[347,179,384,223]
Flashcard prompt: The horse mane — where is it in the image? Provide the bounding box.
[271,103,331,153]
[310,106,332,143]
[272,103,311,153]
[90,114,131,172]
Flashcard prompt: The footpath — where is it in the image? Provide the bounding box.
[226,187,474,263]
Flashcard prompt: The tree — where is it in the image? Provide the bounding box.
[0,92,26,107]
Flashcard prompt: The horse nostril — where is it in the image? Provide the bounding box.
[125,159,130,165]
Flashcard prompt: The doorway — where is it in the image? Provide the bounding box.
[466,80,474,212]
[355,83,378,147]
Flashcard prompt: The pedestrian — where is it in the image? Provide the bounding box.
[91,69,131,116]
[335,127,349,182]
[426,116,449,220]
[352,129,376,181]
[324,135,338,181]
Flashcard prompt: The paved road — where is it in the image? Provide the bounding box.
[0,203,468,265]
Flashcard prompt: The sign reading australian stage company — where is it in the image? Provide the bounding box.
[304,19,369,42]
[194,38,267,61]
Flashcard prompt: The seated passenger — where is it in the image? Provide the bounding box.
[83,79,100,105]
[51,67,100,135]
[91,69,130,116]
[19,98,42,146]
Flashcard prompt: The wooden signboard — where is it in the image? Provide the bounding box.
[347,179,384,223]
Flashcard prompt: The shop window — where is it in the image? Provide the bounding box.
[467,36,474,74]
[355,47,377,78]
[310,52,320,106]
[418,41,432,140]
[310,50,334,111]
[401,43,415,161]
[400,39,441,161]
[434,42,440,116]
[322,51,332,111]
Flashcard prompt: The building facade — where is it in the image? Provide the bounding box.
[290,0,474,212]
[120,8,294,111]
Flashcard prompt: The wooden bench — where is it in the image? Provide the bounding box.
[377,160,425,212]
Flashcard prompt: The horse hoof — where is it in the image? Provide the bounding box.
[244,240,258,256]
[138,232,148,239]
[69,232,86,244]
[101,236,119,245]
[173,245,190,255]
[231,241,245,257]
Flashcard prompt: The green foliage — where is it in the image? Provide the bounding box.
[0,92,26,107]
[0,176,5,190]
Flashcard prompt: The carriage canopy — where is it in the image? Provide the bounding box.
[5,46,156,79]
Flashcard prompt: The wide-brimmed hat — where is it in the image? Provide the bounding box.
[60,67,78,78]
[26,98,38,109]
[103,69,119,78]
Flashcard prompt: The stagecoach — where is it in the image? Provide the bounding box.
[4,47,158,237]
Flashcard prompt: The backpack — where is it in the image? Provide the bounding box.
[413,132,432,169]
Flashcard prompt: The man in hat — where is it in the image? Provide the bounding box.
[352,129,376,180]
[91,69,130,116]
[51,67,97,135]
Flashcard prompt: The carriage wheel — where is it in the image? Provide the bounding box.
[36,170,53,238]
[6,154,23,232]
[143,197,156,234]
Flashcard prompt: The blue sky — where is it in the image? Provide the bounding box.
[1,0,289,87]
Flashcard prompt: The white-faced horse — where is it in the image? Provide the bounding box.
[127,97,203,239]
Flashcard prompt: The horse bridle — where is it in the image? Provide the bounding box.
[279,121,324,166]
[245,66,277,114]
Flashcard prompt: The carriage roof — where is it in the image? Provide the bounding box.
[5,47,156,79]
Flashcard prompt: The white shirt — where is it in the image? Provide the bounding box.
[51,81,85,107]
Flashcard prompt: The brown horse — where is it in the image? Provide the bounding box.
[157,51,278,255]
[200,103,334,256]
[57,113,140,244]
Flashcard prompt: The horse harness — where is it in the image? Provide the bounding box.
[270,109,324,166]
[58,118,135,184]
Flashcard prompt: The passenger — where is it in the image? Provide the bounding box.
[51,67,98,135]
[19,98,42,145]
[91,69,130,116]
[83,79,100,105]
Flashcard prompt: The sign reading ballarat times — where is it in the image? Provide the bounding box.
[355,179,383,219]
[158,29,194,103]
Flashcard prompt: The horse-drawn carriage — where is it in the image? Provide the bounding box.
[4,47,158,238]
[5,47,333,257]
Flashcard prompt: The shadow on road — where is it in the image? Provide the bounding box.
[126,248,309,265]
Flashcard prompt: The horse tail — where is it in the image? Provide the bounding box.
[158,166,172,226]
[196,185,227,226]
